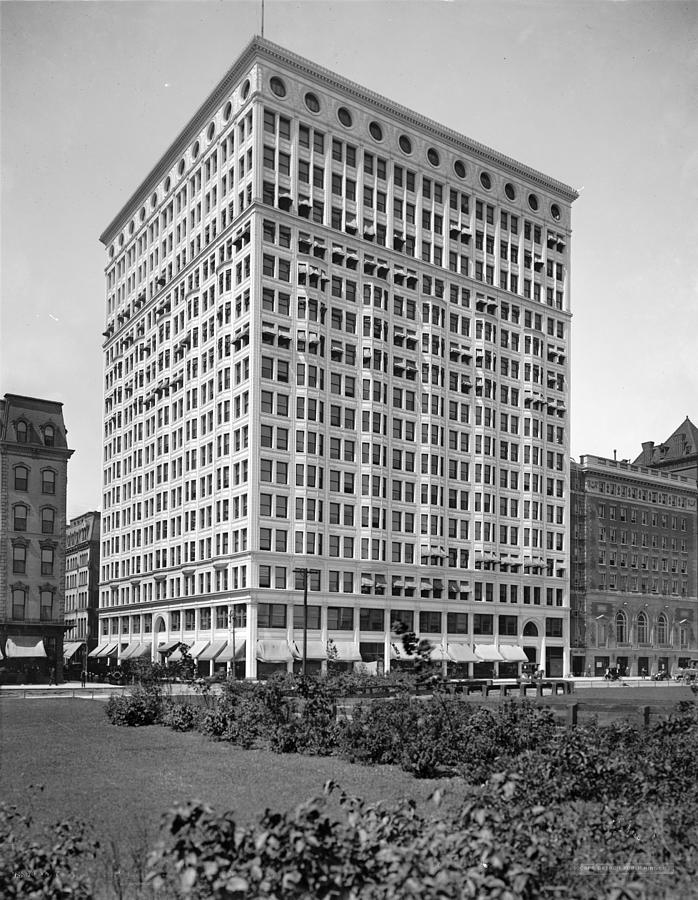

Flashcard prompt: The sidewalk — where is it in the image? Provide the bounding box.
[0,682,215,700]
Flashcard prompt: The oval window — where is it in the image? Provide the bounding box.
[178,159,185,176]
[528,193,539,211]
[454,160,466,179]
[151,191,158,208]
[207,122,215,141]
[304,92,320,113]
[504,183,516,201]
[399,134,412,155]
[551,203,561,221]
[164,176,171,193]
[270,76,286,98]
[192,140,200,159]
[368,121,383,141]
[337,106,353,128]
[223,100,233,121]
[427,147,440,167]
[480,172,492,190]
[242,79,251,100]
[139,207,146,222]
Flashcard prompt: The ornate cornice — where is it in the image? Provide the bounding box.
[100,36,578,246]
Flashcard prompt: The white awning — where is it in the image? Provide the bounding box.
[447,643,478,663]
[291,640,328,660]
[499,644,529,662]
[256,640,293,663]
[217,640,246,663]
[156,640,181,655]
[475,644,505,662]
[63,641,85,661]
[4,636,47,659]
[188,640,210,659]
[331,641,362,662]
[429,644,450,661]
[197,639,228,662]
[168,644,190,661]
[90,642,118,658]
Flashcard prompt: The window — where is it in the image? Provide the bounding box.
[40,589,54,621]
[16,421,28,442]
[545,617,563,638]
[12,544,26,574]
[13,504,27,531]
[258,603,287,628]
[293,604,321,630]
[327,606,353,630]
[637,611,648,643]
[656,613,668,644]
[360,608,384,631]
[498,615,518,636]
[473,614,493,635]
[419,611,441,633]
[14,466,28,491]
[41,507,55,534]
[42,469,56,494]
[41,546,55,576]
[446,612,468,634]
[12,587,26,619]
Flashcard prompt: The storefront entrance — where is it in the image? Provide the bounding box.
[594,656,610,676]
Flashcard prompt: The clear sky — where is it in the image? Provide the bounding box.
[1,0,697,519]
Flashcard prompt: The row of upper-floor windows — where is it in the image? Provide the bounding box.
[598,504,689,529]
[11,504,57,534]
[597,528,690,547]
[11,466,57,494]
[11,543,57,575]
[9,586,58,621]
[12,421,56,445]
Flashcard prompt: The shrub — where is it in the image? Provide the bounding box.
[0,802,99,899]
[161,701,202,732]
[105,684,163,727]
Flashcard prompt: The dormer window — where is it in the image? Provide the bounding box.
[16,421,28,443]
[43,425,55,447]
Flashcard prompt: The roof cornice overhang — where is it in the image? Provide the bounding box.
[99,36,579,246]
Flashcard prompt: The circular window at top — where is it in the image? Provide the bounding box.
[427,147,440,167]
[480,172,492,190]
[398,134,412,155]
[368,121,383,142]
[192,140,200,159]
[551,203,561,221]
[504,182,516,201]
[164,176,171,193]
[150,191,157,208]
[528,192,539,211]
[454,160,467,179]
[223,100,233,121]
[109,245,114,258]
[337,106,353,128]
[207,122,215,141]
[242,79,251,100]
[119,234,124,247]
[178,159,185,176]
[304,92,320,113]
[139,207,146,222]
[270,76,286,98]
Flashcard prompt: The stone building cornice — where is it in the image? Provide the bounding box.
[100,35,579,246]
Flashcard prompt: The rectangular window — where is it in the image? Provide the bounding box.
[327,606,353,630]
[258,603,287,628]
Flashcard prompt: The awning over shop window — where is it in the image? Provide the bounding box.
[63,642,85,661]
[447,643,478,663]
[89,642,117,658]
[125,643,152,660]
[428,644,450,661]
[475,644,505,662]
[157,640,181,655]
[330,641,362,663]
[499,644,528,662]
[217,640,246,663]
[256,640,292,663]
[4,636,47,659]
[120,641,146,660]
[197,640,227,662]
[291,640,328,660]
[188,640,210,659]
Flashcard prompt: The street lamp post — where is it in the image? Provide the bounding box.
[293,567,309,676]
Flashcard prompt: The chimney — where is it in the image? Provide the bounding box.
[641,441,654,463]
[613,449,617,461]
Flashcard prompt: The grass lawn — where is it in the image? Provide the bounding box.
[1,698,455,893]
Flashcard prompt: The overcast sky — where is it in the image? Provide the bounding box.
[2,0,697,519]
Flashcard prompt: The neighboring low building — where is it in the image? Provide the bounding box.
[64,511,101,674]
[0,394,74,683]
[570,455,698,677]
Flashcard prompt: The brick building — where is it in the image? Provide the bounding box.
[570,454,697,677]
[63,510,101,674]
[0,394,74,683]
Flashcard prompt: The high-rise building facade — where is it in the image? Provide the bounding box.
[0,394,73,682]
[63,510,101,673]
[570,455,698,677]
[97,38,577,678]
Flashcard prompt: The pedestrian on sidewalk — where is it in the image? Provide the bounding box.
[80,669,87,688]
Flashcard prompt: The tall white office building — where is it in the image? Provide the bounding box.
[97,37,577,678]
